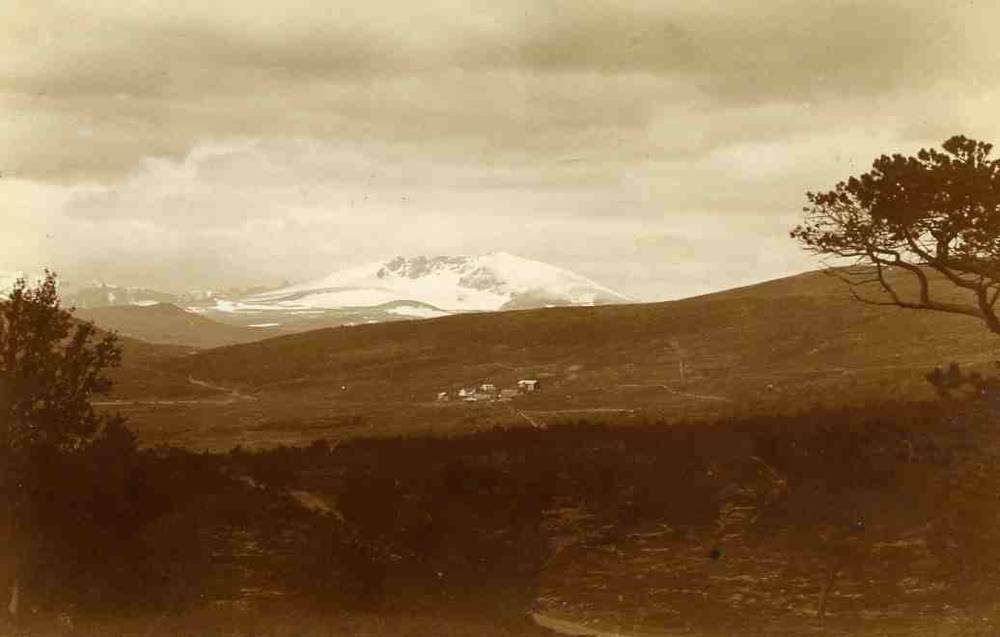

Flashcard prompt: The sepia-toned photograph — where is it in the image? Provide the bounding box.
[3,1,1000,635]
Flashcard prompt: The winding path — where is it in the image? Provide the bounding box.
[93,376,257,406]
[531,612,682,637]
[620,383,731,403]
[186,376,258,402]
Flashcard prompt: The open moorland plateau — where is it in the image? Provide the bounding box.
[107,269,1000,449]
[54,268,1000,636]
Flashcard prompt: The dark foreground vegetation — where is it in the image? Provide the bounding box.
[3,391,1000,635]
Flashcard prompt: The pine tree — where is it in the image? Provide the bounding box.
[0,271,124,623]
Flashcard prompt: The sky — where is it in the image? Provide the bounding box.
[3,1,1000,301]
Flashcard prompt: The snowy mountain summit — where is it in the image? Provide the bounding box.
[230,252,631,314]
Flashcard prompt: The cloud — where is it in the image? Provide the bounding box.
[494,1,969,99]
[1,133,821,298]
[3,1,990,182]
[2,1,998,299]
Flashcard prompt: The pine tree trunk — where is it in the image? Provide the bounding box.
[5,472,21,627]
[817,559,839,624]
[5,517,19,626]
[7,576,17,620]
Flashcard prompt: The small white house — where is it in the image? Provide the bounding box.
[436,391,450,401]
[480,383,497,394]
[517,379,540,392]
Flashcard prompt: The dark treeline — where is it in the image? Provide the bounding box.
[5,395,1000,628]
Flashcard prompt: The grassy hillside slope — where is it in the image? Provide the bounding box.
[175,270,998,404]
[109,335,224,399]
[77,303,278,348]
[107,269,1000,448]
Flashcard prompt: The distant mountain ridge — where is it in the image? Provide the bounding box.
[50,253,632,346]
[66,284,179,308]
[1,274,181,308]
[59,283,274,310]
[220,252,631,314]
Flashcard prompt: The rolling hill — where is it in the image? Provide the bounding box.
[105,267,1000,449]
[76,303,281,348]
[107,334,220,400]
[173,268,997,396]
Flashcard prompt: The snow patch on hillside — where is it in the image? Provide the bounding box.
[385,305,451,319]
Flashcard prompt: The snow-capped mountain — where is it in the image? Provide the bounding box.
[6,255,630,338]
[211,252,631,315]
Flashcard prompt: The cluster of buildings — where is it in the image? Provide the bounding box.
[437,379,541,403]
